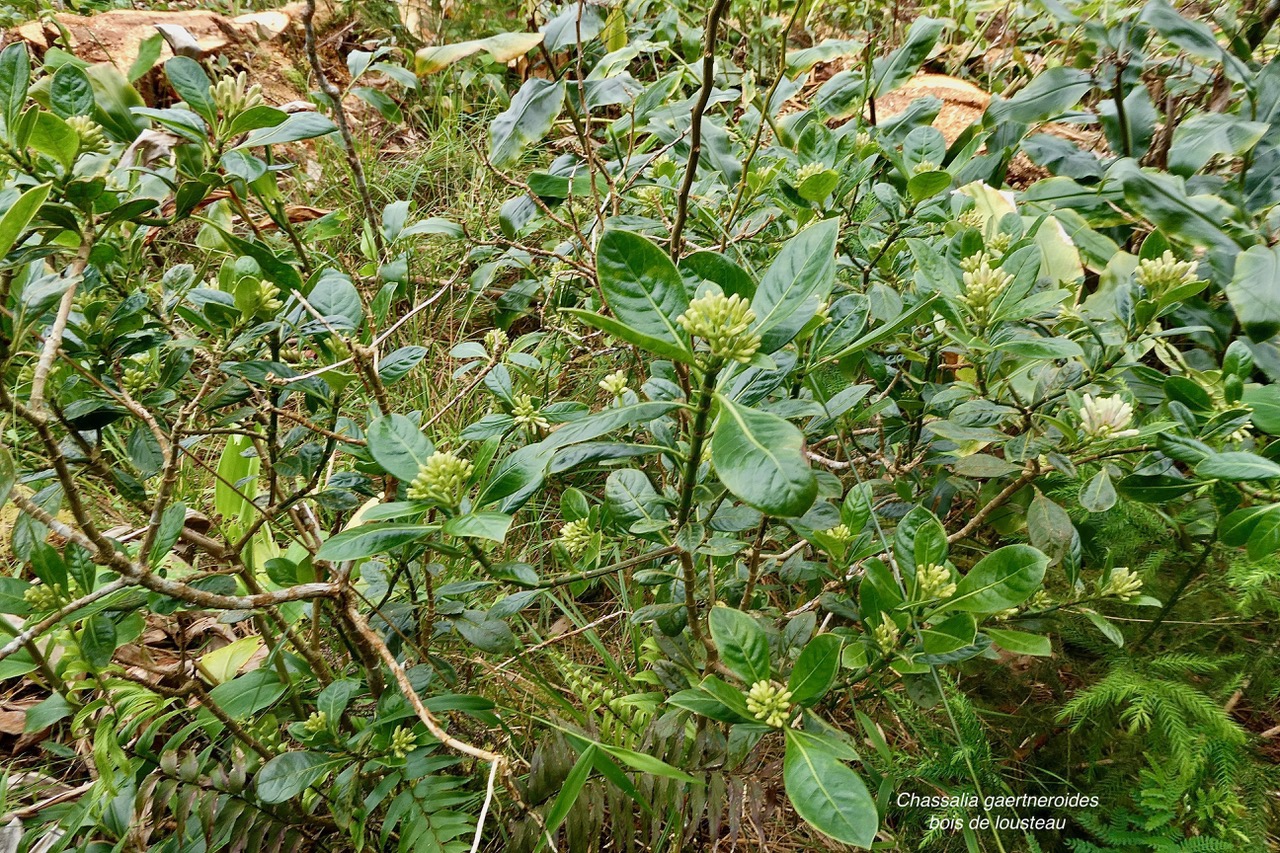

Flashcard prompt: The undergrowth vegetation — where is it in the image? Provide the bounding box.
[2,0,1280,849]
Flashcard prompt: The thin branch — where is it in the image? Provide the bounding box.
[0,578,129,662]
[301,0,383,257]
[29,225,94,413]
[668,0,733,258]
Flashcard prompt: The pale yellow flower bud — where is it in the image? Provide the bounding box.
[745,680,793,728]
[407,451,474,507]
[677,292,760,364]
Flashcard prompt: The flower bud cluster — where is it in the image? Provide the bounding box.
[598,370,629,397]
[390,725,418,758]
[1099,567,1142,602]
[677,292,761,364]
[558,518,594,556]
[915,562,957,600]
[959,255,1013,317]
[213,71,264,120]
[512,394,549,431]
[873,620,900,652]
[407,451,473,507]
[745,680,793,728]
[1135,250,1198,297]
[67,116,108,154]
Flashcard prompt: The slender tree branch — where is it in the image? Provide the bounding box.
[669,0,733,258]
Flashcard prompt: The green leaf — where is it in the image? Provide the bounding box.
[0,43,30,131]
[489,78,565,168]
[1168,113,1267,176]
[1243,385,1280,435]
[540,744,596,848]
[604,468,668,531]
[215,434,259,525]
[316,524,435,561]
[454,612,517,652]
[870,17,944,98]
[366,415,434,482]
[1111,159,1246,253]
[985,628,1051,656]
[986,67,1092,125]
[226,105,287,137]
[783,728,878,848]
[948,545,1047,613]
[750,218,838,353]
[377,346,427,384]
[788,633,842,705]
[1219,503,1279,547]
[1027,490,1074,562]
[711,395,816,518]
[1116,474,1199,502]
[49,65,94,118]
[442,511,513,542]
[1082,608,1124,647]
[199,635,262,684]
[0,445,14,510]
[79,615,118,670]
[164,57,215,123]
[593,230,691,356]
[233,112,337,149]
[563,308,695,365]
[0,182,51,258]
[1226,244,1280,342]
[148,502,187,568]
[1195,451,1280,481]
[1140,0,1249,82]
[0,577,32,616]
[1079,469,1117,513]
[591,741,698,782]
[667,687,741,722]
[127,33,164,82]
[256,751,335,803]
[24,692,72,733]
[709,606,770,684]
[477,443,554,510]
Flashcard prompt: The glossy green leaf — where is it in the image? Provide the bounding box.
[1226,244,1280,342]
[0,182,51,258]
[783,728,878,848]
[540,744,597,848]
[234,112,338,149]
[442,511,513,542]
[788,633,842,705]
[1195,451,1280,481]
[949,545,1047,612]
[316,524,435,561]
[164,57,215,123]
[593,230,691,355]
[709,606,770,684]
[256,751,335,803]
[49,65,94,119]
[0,43,30,131]
[986,67,1091,125]
[79,615,118,670]
[986,627,1051,656]
[710,395,816,518]
[1079,469,1117,513]
[750,218,838,353]
[489,78,565,168]
[366,414,434,482]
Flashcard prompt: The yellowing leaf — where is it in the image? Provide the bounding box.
[200,635,263,684]
[415,32,544,75]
